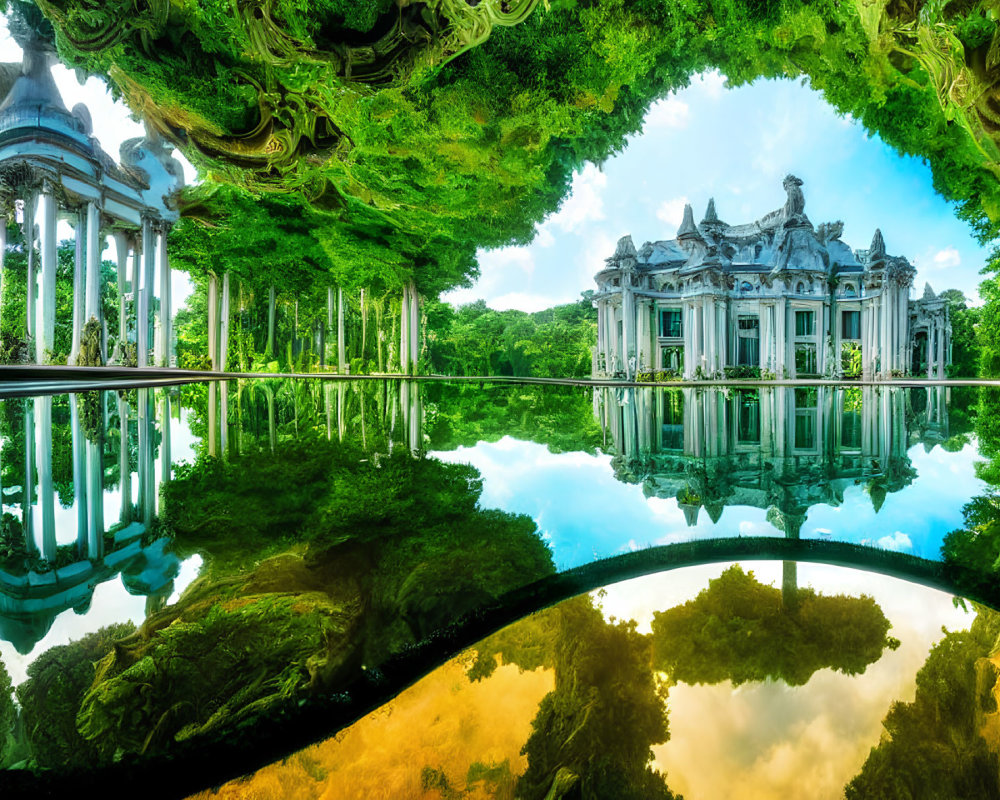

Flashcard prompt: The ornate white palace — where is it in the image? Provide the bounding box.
[0,12,183,367]
[593,175,951,381]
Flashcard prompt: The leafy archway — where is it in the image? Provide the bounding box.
[19,0,1000,293]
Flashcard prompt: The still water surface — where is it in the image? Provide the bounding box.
[0,380,995,798]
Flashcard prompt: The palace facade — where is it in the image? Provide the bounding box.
[593,176,951,380]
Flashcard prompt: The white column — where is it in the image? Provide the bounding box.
[138,217,153,366]
[85,201,101,323]
[622,285,634,378]
[338,286,346,372]
[35,396,55,561]
[219,271,230,371]
[399,284,410,374]
[86,434,104,559]
[113,232,129,363]
[117,394,130,524]
[37,189,56,363]
[207,273,219,370]
[70,211,84,363]
[24,194,35,347]
[157,229,171,366]
[408,280,419,371]
[936,316,945,379]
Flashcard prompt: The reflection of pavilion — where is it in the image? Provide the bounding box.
[0,388,179,653]
[600,386,948,535]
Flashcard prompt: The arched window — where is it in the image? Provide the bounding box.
[796,281,805,294]
[741,281,753,293]
[843,284,857,297]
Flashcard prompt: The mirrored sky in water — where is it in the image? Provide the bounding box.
[433,436,983,568]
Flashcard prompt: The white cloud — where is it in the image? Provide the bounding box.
[546,163,607,233]
[694,70,727,100]
[487,291,559,312]
[656,196,690,237]
[644,96,690,130]
[932,247,961,268]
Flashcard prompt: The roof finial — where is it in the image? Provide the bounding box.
[702,197,719,225]
[676,203,700,238]
[870,228,886,260]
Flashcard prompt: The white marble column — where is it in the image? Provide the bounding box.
[70,397,88,550]
[622,285,635,378]
[138,217,153,366]
[157,229,171,366]
[936,315,945,379]
[24,194,35,347]
[338,286,347,372]
[408,281,419,371]
[85,201,101,323]
[113,232,129,362]
[72,210,87,362]
[399,284,410,374]
[86,432,104,559]
[219,271,230,371]
[34,395,55,561]
[207,273,218,370]
[37,189,56,363]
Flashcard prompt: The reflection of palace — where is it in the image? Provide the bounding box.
[599,386,949,535]
[0,388,179,653]
[592,176,951,380]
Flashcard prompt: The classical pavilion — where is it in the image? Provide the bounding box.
[593,175,951,380]
[0,12,183,367]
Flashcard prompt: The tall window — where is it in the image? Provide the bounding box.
[661,390,684,450]
[794,388,817,449]
[841,310,860,340]
[795,343,817,375]
[660,309,682,338]
[795,310,815,337]
[737,315,759,366]
[736,390,760,443]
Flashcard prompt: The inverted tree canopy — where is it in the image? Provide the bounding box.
[17,0,1000,293]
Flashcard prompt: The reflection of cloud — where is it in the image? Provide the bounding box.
[643,563,972,800]
[876,531,913,552]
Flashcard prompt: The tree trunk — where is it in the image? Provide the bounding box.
[219,271,231,371]
[338,286,346,372]
[266,285,276,359]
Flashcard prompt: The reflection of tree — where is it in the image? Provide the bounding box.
[845,608,1000,799]
[942,388,1000,595]
[517,596,678,800]
[0,655,14,767]
[650,566,899,687]
[67,437,554,762]
[424,382,603,455]
[12,623,135,769]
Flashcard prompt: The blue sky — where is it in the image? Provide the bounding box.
[444,72,991,311]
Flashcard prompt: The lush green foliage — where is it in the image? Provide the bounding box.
[845,608,1000,800]
[424,382,603,453]
[939,289,981,378]
[517,596,678,800]
[29,0,1000,299]
[13,622,136,769]
[425,295,596,377]
[650,565,899,686]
